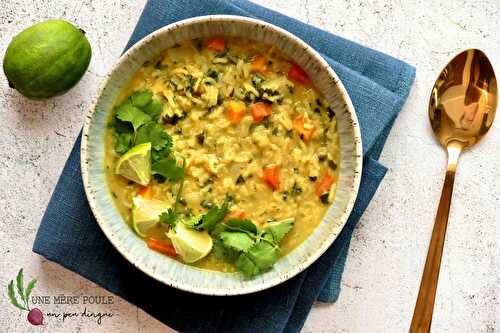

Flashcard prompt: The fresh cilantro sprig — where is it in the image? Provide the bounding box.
[163,206,293,278]
[163,196,231,233]
[111,90,188,188]
[219,231,254,252]
[159,208,177,227]
[114,132,134,154]
[116,103,151,132]
[131,90,153,107]
[152,158,184,182]
[236,241,280,276]
[158,179,292,277]
[159,158,186,227]
[110,90,170,155]
[192,198,230,231]
[212,218,295,277]
[136,122,172,151]
[264,218,295,243]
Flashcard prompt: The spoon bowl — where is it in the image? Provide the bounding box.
[429,49,497,150]
[410,49,497,333]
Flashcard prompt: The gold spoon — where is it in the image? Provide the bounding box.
[410,49,497,332]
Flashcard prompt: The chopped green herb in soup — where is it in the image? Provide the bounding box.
[105,36,340,277]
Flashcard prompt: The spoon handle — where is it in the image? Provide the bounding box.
[410,146,460,333]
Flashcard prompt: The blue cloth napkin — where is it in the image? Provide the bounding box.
[33,0,415,332]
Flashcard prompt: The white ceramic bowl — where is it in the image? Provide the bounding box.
[81,15,362,295]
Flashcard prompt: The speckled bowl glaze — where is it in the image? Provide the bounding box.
[81,15,362,295]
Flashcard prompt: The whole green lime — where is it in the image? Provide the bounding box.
[3,19,91,99]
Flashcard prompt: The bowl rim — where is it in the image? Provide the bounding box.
[81,14,363,295]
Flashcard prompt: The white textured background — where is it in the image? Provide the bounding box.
[1,1,499,332]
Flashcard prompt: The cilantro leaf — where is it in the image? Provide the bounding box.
[152,158,184,182]
[109,118,133,133]
[143,99,164,120]
[159,209,178,227]
[196,199,230,231]
[116,102,151,131]
[265,218,295,243]
[236,241,280,277]
[210,223,227,238]
[181,215,203,228]
[219,231,255,252]
[261,231,275,243]
[110,91,166,156]
[114,132,133,154]
[130,90,153,108]
[136,122,172,151]
[247,241,280,271]
[213,238,239,263]
[226,219,257,234]
[236,254,260,277]
[151,146,172,163]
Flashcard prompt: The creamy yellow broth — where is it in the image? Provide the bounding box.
[105,37,340,272]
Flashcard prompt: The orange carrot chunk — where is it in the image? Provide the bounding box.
[147,238,177,258]
[204,36,226,51]
[263,164,280,191]
[251,102,272,123]
[293,116,315,142]
[287,63,311,85]
[227,101,246,124]
[315,171,336,197]
[250,55,268,73]
[227,209,247,220]
[137,185,153,199]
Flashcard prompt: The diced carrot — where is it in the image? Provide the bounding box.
[315,171,336,196]
[251,102,272,123]
[227,209,247,219]
[293,116,315,142]
[287,63,311,85]
[137,186,153,199]
[146,238,176,258]
[227,101,246,124]
[250,55,268,73]
[263,164,280,191]
[204,36,226,51]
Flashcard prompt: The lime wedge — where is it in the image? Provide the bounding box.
[115,143,151,186]
[167,223,213,263]
[131,196,170,237]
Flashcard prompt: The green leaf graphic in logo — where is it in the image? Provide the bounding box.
[25,279,37,303]
[16,268,25,302]
[6,268,43,326]
[8,280,27,311]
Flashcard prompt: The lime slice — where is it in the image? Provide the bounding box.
[115,143,151,186]
[131,196,170,237]
[167,223,213,263]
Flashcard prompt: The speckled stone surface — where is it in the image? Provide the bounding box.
[0,0,499,332]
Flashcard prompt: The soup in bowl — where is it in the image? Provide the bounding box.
[82,16,362,295]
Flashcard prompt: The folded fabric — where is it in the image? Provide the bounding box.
[33,0,415,332]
